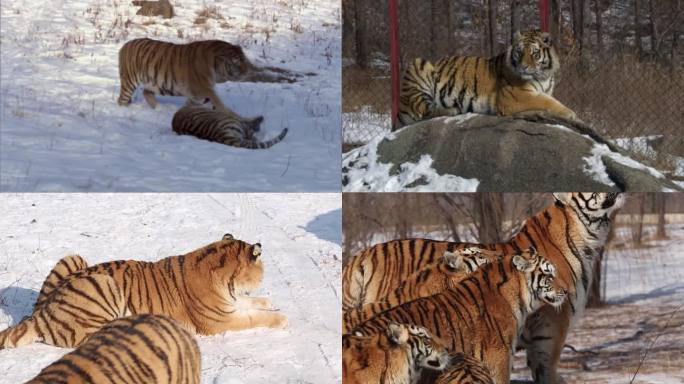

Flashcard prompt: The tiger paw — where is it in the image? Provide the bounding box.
[270,313,289,329]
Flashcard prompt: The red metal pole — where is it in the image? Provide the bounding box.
[389,0,400,131]
[539,0,549,32]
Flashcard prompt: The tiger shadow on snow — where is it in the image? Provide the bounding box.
[301,208,341,246]
[0,286,38,326]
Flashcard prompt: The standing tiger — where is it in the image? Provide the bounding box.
[343,247,503,333]
[172,105,288,149]
[342,193,624,384]
[397,30,575,128]
[0,234,287,350]
[343,322,449,384]
[25,314,200,384]
[117,38,299,125]
[349,249,567,384]
[342,246,499,311]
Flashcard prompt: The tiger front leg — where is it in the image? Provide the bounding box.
[522,304,571,384]
[237,296,275,310]
[498,91,577,121]
[199,309,288,335]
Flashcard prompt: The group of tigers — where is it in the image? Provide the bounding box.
[397,30,576,129]
[1,234,287,383]
[117,32,300,149]
[342,192,625,384]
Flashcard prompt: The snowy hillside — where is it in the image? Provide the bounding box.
[0,0,341,192]
[0,193,341,383]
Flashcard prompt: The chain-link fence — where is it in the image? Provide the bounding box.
[342,0,684,176]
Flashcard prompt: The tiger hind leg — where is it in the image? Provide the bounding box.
[35,254,89,310]
[34,274,126,348]
[0,317,39,349]
[143,89,158,108]
[117,71,137,106]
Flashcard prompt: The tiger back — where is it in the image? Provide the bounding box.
[342,240,491,310]
[25,314,200,384]
[1,273,125,349]
[343,322,448,384]
[350,250,567,384]
[343,248,501,333]
[172,106,288,149]
[397,30,575,128]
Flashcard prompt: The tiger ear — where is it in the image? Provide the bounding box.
[443,251,464,270]
[552,193,573,205]
[251,243,262,259]
[513,254,536,273]
[514,30,522,42]
[387,323,409,345]
[541,32,552,46]
[222,233,234,240]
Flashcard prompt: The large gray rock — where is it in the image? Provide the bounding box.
[342,115,682,192]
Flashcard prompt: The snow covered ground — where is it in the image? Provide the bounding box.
[0,0,341,192]
[0,193,341,383]
[342,115,480,192]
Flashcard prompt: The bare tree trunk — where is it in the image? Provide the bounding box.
[342,0,355,60]
[656,193,668,239]
[587,248,605,307]
[488,0,498,56]
[648,0,658,57]
[434,195,463,242]
[511,0,520,44]
[673,0,681,71]
[593,0,603,53]
[475,193,504,243]
[572,0,586,56]
[550,0,561,45]
[632,194,646,245]
[353,0,368,68]
[634,0,643,57]
[431,0,438,58]
[445,0,454,47]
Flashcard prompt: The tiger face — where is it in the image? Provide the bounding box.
[401,323,450,371]
[508,30,558,81]
[213,234,264,294]
[513,247,567,309]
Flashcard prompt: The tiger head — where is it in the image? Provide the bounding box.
[211,41,253,83]
[208,233,264,295]
[507,30,559,81]
[443,247,497,273]
[512,247,567,309]
[553,192,625,217]
[387,322,449,372]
